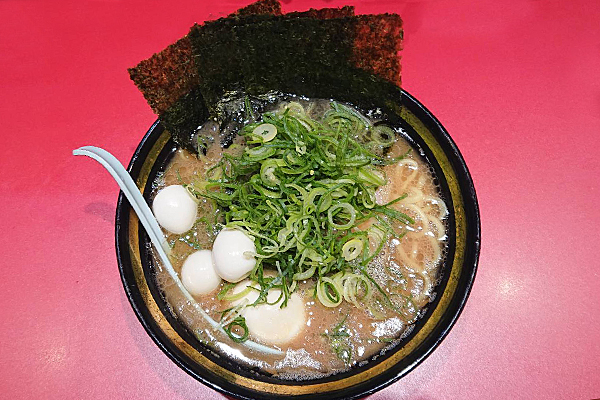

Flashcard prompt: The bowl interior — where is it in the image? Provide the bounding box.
[115,90,480,400]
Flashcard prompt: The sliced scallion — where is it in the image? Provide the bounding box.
[195,101,413,311]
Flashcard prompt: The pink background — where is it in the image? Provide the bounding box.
[1,0,599,399]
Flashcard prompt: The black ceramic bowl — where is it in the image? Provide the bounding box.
[115,89,480,399]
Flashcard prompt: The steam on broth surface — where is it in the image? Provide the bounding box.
[150,95,448,378]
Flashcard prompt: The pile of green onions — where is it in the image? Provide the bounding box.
[192,100,413,310]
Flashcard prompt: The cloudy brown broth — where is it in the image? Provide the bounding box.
[151,98,447,378]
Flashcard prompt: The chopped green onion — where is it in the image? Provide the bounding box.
[357,166,386,186]
[371,125,396,146]
[224,316,249,343]
[342,238,364,261]
[327,202,356,230]
[217,283,237,300]
[252,123,278,142]
[246,145,276,161]
[322,314,353,365]
[260,159,284,187]
[196,101,414,311]
[222,285,254,302]
[317,277,343,307]
[292,265,316,281]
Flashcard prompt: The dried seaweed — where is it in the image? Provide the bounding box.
[286,5,354,19]
[352,14,403,86]
[129,0,284,114]
[187,19,241,109]
[188,7,357,111]
[128,1,404,154]
[233,16,356,98]
[128,36,198,115]
[231,0,282,16]
[159,86,208,154]
[129,0,283,150]
[187,8,403,113]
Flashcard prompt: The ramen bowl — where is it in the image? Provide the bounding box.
[115,88,480,399]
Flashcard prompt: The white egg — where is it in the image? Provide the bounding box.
[180,250,221,296]
[212,229,256,283]
[152,185,198,234]
[231,280,306,346]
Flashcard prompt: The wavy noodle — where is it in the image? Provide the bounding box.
[412,270,432,304]
[416,174,428,190]
[382,148,447,308]
[422,195,448,218]
[428,215,446,240]
[427,235,442,266]
[402,203,429,232]
[399,187,423,204]
[394,239,423,273]
[395,159,419,192]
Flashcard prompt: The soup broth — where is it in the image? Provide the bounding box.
[151,96,447,378]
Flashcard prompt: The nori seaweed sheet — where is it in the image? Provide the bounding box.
[129,1,404,153]
[232,0,282,16]
[129,0,284,151]
[249,6,357,97]
[235,16,356,97]
[286,6,354,19]
[302,65,405,120]
[188,9,403,113]
[159,85,208,153]
[128,36,198,115]
[188,7,357,111]
[129,0,284,114]
[184,0,296,111]
[187,19,242,110]
[353,14,403,86]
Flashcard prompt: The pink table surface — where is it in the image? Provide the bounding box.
[1,0,599,398]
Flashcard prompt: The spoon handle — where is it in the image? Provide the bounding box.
[73,146,169,253]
